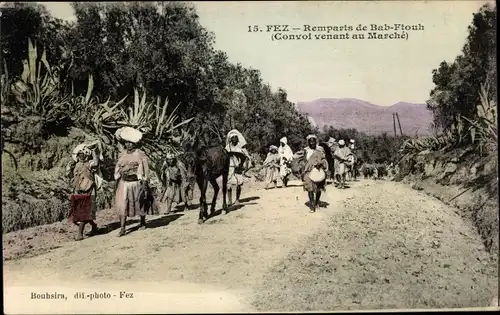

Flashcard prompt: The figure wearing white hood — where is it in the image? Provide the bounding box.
[278,137,294,187]
[333,139,352,189]
[225,129,252,205]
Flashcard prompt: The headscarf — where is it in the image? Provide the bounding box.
[72,144,92,162]
[278,137,294,162]
[264,145,280,166]
[306,135,318,141]
[225,129,251,163]
[225,129,247,150]
[305,135,323,160]
[334,140,352,160]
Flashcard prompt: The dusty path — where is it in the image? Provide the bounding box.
[3,179,498,313]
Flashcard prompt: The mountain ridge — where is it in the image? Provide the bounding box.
[296,98,434,136]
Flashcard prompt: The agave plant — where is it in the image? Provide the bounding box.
[460,83,498,154]
[117,88,154,132]
[1,59,10,106]
[70,75,128,144]
[139,95,194,161]
[10,39,71,122]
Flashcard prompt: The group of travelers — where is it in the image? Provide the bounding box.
[259,134,359,212]
[325,137,357,187]
[68,126,153,240]
[67,125,360,241]
[262,137,294,189]
[67,127,254,241]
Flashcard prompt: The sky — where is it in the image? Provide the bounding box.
[40,1,493,106]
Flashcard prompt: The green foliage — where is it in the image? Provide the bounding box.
[427,4,496,131]
[0,2,71,77]
[460,83,498,154]
[400,83,498,160]
[319,126,405,164]
[0,1,340,233]
[9,39,74,137]
[399,4,498,175]
[1,165,69,233]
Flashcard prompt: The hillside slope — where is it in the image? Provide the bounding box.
[297,98,434,136]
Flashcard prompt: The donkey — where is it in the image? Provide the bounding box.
[184,126,232,224]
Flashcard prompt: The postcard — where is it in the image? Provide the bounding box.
[2,1,498,313]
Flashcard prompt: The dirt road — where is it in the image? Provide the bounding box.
[3,179,498,313]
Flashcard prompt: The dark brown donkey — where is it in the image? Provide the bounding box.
[193,143,230,224]
[184,125,236,224]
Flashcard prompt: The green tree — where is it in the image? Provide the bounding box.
[427,3,497,131]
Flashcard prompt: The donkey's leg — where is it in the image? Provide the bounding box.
[202,179,210,220]
[222,172,228,215]
[228,187,233,206]
[197,177,207,224]
[209,179,219,216]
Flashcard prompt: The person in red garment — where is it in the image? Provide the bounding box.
[69,144,100,241]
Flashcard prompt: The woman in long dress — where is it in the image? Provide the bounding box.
[278,137,294,187]
[302,135,329,213]
[225,129,252,205]
[114,127,150,237]
[263,145,281,189]
[69,145,100,241]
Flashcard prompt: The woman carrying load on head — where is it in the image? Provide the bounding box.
[160,151,191,214]
[278,137,294,187]
[114,127,150,237]
[302,134,329,213]
[225,129,252,206]
[68,143,101,241]
[263,145,281,189]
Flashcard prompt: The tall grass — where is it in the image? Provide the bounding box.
[400,83,497,158]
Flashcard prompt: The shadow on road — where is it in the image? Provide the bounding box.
[94,213,184,236]
[239,196,260,203]
[154,195,261,224]
[333,185,351,189]
[128,213,184,233]
[97,220,140,235]
[281,183,303,188]
[208,197,260,219]
[303,201,330,208]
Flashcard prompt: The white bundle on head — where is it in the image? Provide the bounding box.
[116,127,143,143]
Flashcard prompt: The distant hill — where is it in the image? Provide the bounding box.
[296,98,435,136]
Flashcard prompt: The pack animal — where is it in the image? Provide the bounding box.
[193,143,230,224]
